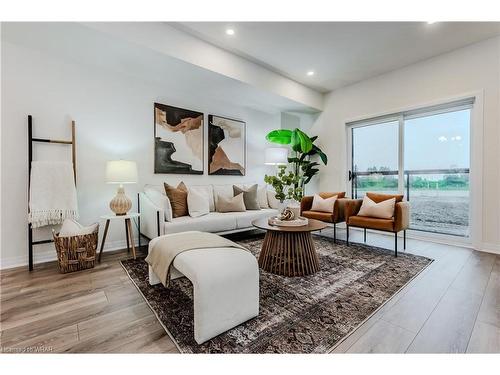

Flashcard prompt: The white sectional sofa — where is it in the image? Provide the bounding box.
[138,183,279,241]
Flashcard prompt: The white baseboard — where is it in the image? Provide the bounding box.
[0,237,140,270]
[478,242,500,255]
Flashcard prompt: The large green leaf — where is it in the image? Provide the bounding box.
[265,129,293,144]
[290,130,301,152]
[312,145,328,165]
[295,129,313,153]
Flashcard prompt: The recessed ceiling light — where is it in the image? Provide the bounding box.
[225,28,235,36]
[307,70,315,76]
[427,21,437,24]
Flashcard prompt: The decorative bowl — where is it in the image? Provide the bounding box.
[268,216,309,227]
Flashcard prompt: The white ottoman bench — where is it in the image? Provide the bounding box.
[147,234,259,344]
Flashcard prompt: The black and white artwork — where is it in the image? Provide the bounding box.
[154,103,204,174]
[208,115,246,176]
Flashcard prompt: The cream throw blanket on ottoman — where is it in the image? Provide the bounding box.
[146,231,259,344]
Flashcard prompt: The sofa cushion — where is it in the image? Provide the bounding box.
[213,184,235,200]
[164,213,237,234]
[301,210,334,223]
[188,185,215,212]
[358,195,396,219]
[266,190,281,209]
[348,215,395,231]
[311,194,337,213]
[164,182,188,218]
[187,187,210,218]
[213,184,240,210]
[216,193,246,213]
[257,186,269,208]
[232,208,279,229]
[233,184,260,210]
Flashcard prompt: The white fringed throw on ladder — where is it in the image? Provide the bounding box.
[29,161,79,228]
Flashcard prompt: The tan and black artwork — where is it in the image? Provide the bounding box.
[154,103,204,174]
[208,115,246,176]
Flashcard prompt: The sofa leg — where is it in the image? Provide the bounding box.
[403,230,406,250]
[333,223,337,243]
[395,232,398,257]
[346,225,349,246]
[363,228,367,243]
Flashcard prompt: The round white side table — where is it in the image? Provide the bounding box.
[98,213,140,262]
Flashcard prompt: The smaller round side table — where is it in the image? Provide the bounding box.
[98,213,140,262]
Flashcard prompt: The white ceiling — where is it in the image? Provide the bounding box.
[175,22,500,93]
[2,22,315,114]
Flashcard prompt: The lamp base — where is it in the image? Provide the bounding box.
[110,186,132,215]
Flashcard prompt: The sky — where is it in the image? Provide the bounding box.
[353,109,470,172]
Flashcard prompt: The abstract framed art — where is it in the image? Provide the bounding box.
[208,115,246,176]
[154,102,204,174]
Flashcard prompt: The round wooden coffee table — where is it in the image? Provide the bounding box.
[252,217,327,277]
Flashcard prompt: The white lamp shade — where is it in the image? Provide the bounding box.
[265,147,288,165]
[106,160,138,184]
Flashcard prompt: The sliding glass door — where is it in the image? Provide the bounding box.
[404,109,470,236]
[349,99,472,237]
[351,120,399,197]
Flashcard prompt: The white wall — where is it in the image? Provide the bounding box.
[310,36,500,253]
[0,40,281,268]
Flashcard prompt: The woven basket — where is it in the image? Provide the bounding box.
[52,227,99,273]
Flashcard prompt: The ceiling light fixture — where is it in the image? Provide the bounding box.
[427,21,437,25]
[307,70,315,76]
[225,28,235,36]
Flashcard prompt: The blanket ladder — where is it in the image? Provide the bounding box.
[28,115,77,271]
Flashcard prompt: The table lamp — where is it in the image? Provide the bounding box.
[264,147,288,165]
[106,160,138,215]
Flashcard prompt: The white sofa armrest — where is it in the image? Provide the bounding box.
[139,192,165,240]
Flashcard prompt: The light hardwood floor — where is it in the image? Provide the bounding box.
[1,229,499,353]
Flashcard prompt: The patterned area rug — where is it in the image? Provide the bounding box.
[121,234,432,353]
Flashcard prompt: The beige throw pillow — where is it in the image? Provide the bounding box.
[216,193,246,213]
[357,195,396,219]
[311,194,337,213]
[164,182,188,218]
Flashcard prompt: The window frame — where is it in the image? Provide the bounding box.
[346,96,477,243]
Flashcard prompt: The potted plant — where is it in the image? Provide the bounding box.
[264,128,328,212]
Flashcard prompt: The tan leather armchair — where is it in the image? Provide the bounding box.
[300,192,348,243]
[344,192,410,256]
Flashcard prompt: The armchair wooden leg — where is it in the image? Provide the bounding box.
[346,225,349,246]
[363,228,367,243]
[403,230,406,250]
[394,232,398,257]
[333,222,337,243]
